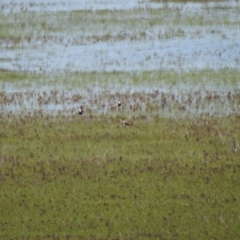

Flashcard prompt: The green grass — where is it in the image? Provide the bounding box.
[0,115,240,239]
[0,70,35,82]
[1,69,239,90]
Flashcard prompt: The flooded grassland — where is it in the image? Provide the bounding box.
[0,0,240,117]
[1,1,240,239]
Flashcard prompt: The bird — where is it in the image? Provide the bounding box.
[230,139,239,152]
[78,107,84,115]
[120,119,131,127]
[116,101,121,107]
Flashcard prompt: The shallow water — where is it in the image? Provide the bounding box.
[1,0,240,12]
[1,0,240,73]
[1,37,240,73]
[1,0,240,117]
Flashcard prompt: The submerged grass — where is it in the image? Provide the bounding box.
[0,114,240,239]
[150,0,232,2]
[1,5,240,41]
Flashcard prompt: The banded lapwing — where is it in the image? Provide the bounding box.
[120,119,131,127]
[78,106,84,115]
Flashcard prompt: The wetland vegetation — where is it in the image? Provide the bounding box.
[0,0,240,239]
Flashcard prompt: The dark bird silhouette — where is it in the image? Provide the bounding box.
[78,107,84,115]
